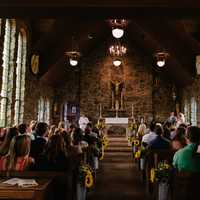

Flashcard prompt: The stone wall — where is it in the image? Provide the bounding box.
[48,41,174,124]
[152,77,175,122]
[77,42,172,123]
[23,71,55,124]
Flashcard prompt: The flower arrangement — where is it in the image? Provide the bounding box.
[95,120,106,130]
[79,165,94,188]
[100,135,109,149]
[134,149,141,159]
[99,147,104,161]
[154,161,172,183]
[128,123,137,132]
[133,139,140,146]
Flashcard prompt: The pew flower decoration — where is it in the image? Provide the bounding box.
[99,147,104,161]
[155,161,172,183]
[128,122,137,132]
[79,165,94,188]
[100,135,109,149]
[150,168,155,183]
[133,139,140,146]
[134,149,141,159]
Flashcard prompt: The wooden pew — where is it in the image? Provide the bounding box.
[0,171,73,200]
[171,171,200,200]
[145,149,174,198]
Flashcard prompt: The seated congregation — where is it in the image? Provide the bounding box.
[129,112,200,200]
[0,121,104,200]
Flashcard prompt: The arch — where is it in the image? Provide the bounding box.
[0,19,16,127]
[14,27,27,125]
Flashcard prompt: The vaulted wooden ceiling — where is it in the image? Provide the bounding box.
[1,1,200,87]
[26,17,200,87]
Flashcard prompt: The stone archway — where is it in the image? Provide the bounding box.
[107,125,126,137]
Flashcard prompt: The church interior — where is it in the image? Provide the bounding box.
[0,1,200,200]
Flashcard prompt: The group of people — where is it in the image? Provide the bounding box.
[0,119,102,174]
[135,112,200,172]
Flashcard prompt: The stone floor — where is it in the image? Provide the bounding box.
[87,136,150,200]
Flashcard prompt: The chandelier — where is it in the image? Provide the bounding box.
[65,36,81,66]
[108,19,129,39]
[109,44,127,66]
[154,51,169,67]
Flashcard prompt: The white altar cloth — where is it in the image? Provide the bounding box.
[105,117,129,124]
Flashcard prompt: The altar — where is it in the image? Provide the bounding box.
[105,117,129,136]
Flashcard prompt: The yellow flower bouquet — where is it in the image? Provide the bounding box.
[79,165,94,189]
[128,123,137,132]
[154,161,172,183]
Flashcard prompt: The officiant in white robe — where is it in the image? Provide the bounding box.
[78,114,89,132]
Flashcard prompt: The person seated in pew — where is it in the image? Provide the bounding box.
[147,124,170,150]
[142,120,157,147]
[18,123,28,135]
[33,134,71,171]
[173,126,200,172]
[0,134,34,171]
[0,127,18,156]
[30,122,49,161]
[171,127,187,151]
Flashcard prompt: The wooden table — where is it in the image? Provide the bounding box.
[0,178,52,200]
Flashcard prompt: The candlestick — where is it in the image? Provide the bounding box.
[99,103,102,118]
[131,104,134,118]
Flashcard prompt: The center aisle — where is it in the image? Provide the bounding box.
[87,136,150,200]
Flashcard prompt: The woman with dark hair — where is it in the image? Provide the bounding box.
[173,126,200,172]
[34,134,70,171]
[0,127,18,156]
[0,135,34,171]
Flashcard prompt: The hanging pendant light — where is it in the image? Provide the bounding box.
[65,36,81,66]
[112,28,124,39]
[154,51,169,68]
[108,19,129,39]
[69,58,78,66]
[113,59,122,67]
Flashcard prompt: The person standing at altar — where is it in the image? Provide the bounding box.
[78,113,89,132]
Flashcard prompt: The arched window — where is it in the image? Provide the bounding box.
[0,19,16,127]
[191,97,197,126]
[14,29,27,125]
[44,99,50,124]
[184,99,190,124]
[37,97,50,124]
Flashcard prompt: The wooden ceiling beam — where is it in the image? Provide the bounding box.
[1,1,200,17]
[40,21,110,86]
[134,19,195,75]
[127,22,193,86]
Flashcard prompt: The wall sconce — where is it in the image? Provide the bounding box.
[108,19,129,39]
[154,52,169,67]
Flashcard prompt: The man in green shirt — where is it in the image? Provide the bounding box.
[173,126,200,172]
